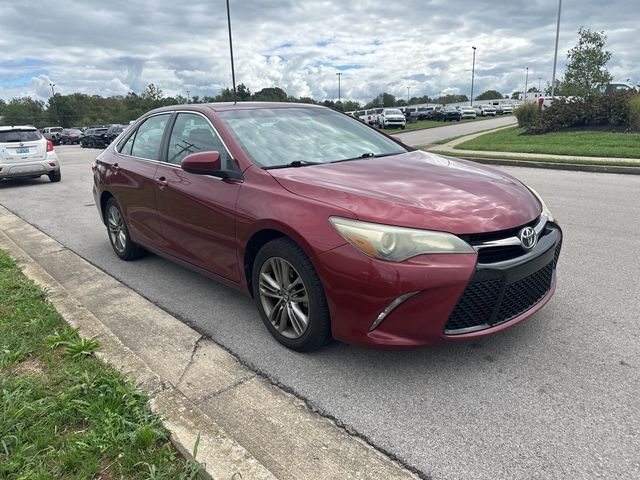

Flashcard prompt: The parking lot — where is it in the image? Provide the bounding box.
[1,144,638,479]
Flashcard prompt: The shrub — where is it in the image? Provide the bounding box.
[629,96,640,132]
[514,103,539,128]
[526,92,635,134]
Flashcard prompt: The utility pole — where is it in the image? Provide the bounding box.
[551,0,562,97]
[336,72,343,104]
[524,68,529,103]
[49,83,56,97]
[470,46,477,106]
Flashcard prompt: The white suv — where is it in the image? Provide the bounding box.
[478,105,496,116]
[378,108,407,129]
[0,126,61,182]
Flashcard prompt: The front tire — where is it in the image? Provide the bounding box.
[252,238,331,352]
[105,198,145,260]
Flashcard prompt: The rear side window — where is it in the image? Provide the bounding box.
[0,129,42,142]
[129,114,171,161]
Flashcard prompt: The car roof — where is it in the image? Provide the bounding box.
[0,125,37,131]
[145,101,326,117]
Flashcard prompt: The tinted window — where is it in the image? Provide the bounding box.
[130,114,170,161]
[166,113,230,167]
[0,129,42,142]
[120,132,135,155]
[218,107,407,168]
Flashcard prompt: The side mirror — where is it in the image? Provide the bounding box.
[180,151,243,180]
[181,151,222,174]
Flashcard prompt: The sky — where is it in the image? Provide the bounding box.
[0,0,638,105]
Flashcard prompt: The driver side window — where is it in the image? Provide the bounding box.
[166,113,230,167]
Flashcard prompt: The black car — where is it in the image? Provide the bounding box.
[436,107,462,122]
[79,127,108,148]
[104,125,127,145]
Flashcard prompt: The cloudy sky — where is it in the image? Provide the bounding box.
[0,0,637,104]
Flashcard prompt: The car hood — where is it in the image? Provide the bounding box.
[269,151,541,234]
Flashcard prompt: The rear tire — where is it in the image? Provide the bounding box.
[105,198,145,261]
[48,170,61,182]
[252,238,332,352]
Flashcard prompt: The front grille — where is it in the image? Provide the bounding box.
[445,260,555,333]
[477,245,524,264]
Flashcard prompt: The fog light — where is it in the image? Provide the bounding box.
[369,292,419,331]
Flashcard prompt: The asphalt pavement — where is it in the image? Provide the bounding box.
[393,115,517,146]
[0,143,638,479]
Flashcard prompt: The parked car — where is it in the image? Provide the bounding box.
[458,106,477,119]
[61,128,82,144]
[357,109,378,126]
[80,127,109,148]
[478,105,496,116]
[104,124,127,145]
[436,106,462,121]
[92,102,561,352]
[0,126,61,182]
[378,108,407,129]
[41,127,64,145]
[402,106,436,121]
[500,104,514,115]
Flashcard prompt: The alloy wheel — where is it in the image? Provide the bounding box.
[107,205,127,254]
[258,257,310,339]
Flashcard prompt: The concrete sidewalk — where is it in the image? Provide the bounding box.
[0,205,420,480]
[426,126,640,169]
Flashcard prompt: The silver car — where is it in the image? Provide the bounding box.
[0,126,61,182]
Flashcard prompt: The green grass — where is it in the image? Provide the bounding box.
[454,127,640,158]
[0,250,204,480]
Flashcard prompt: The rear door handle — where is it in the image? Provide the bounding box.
[155,177,168,187]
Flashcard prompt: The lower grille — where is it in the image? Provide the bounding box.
[445,260,555,333]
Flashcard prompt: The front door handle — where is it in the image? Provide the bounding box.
[155,177,168,187]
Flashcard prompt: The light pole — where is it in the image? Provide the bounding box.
[538,77,542,93]
[49,82,56,97]
[470,46,477,106]
[406,86,410,104]
[336,72,343,104]
[524,67,529,103]
[186,90,190,103]
[551,0,562,97]
[225,0,237,103]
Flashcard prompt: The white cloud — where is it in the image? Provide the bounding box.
[1,0,638,104]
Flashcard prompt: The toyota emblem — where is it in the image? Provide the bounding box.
[518,226,536,250]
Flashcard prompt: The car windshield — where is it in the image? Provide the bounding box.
[385,109,403,115]
[0,129,42,143]
[217,107,408,168]
[51,127,63,133]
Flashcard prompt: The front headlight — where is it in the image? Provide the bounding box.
[329,217,474,262]
[527,186,554,222]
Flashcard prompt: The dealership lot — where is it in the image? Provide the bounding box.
[0,145,638,479]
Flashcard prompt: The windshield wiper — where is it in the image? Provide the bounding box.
[264,160,324,170]
[330,152,398,164]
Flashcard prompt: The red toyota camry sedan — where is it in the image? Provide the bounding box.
[92,102,562,351]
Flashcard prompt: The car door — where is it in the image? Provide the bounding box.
[154,111,242,282]
[108,113,172,249]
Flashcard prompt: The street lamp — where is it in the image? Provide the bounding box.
[470,46,477,106]
[49,82,56,97]
[551,0,562,97]
[538,77,542,93]
[225,0,237,103]
[406,86,410,104]
[186,90,190,103]
[336,72,343,104]
[524,67,529,103]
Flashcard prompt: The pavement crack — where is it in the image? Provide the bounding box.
[176,335,204,387]
[197,374,256,404]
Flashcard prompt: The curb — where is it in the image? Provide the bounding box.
[0,206,421,480]
[440,154,640,175]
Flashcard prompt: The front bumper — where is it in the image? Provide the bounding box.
[0,155,60,179]
[314,222,562,348]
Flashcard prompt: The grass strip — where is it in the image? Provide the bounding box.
[454,126,640,158]
[0,250,205,480]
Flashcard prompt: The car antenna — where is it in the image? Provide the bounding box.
[226,0,237,105]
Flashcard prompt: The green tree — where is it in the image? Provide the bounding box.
[511,91,522,99]
[365,92,397,109]
[476,90,503,101]
[236,83,252,101]
[1,97,45,127]
[252,87,288,102]
[435,94,468,104]
[558,27,612,97]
